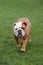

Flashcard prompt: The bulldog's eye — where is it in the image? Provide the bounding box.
[15,28,18,30]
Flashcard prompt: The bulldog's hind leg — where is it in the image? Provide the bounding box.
[28,38,31,42]
[28,32,31,42]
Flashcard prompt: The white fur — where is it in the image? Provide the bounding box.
[14,22,22,29]
[13,22,25,38]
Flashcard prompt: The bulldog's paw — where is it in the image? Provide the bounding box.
[20,48,26,52]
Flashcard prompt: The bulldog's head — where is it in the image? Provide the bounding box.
[13,22,27,38]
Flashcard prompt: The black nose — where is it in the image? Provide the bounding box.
[18,30,22,35]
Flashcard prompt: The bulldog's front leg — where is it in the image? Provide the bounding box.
[14,35,20,47]
[21,36,28,52]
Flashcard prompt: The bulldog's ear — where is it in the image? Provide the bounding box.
[13,23,16,26]
[22,22,27,29]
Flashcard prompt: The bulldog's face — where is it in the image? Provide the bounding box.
[13,22,26,38]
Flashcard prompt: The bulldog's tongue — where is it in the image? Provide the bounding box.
[18,34,21,36]
[18,34,21,37]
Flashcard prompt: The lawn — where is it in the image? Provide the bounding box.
[0,0,43,65]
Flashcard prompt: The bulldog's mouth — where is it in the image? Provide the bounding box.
[18,30,22,37]
[18,34,22,37]
[18,33,23,38]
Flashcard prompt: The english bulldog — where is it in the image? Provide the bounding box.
[13,18,31,52]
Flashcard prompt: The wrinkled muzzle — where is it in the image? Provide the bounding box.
[18,30,22,37]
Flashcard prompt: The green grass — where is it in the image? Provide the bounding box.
[0,0,43,65]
